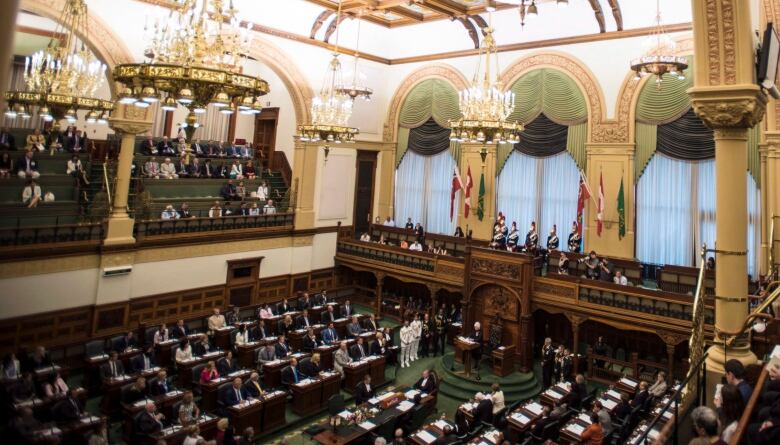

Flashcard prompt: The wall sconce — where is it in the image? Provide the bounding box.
[479,145,488,165]
[323,145,331,161]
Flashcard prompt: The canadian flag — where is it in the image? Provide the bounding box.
[464,165,474,218]
[450,167,463,221]
[597,172,605,236]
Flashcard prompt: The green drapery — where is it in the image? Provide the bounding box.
[566,123,588,171]
[506,68,588,126]
[635,64,694,125]
[398,79,462,129]
[635,122,658,181]
[396,127,410,167]
[496,142,515,175]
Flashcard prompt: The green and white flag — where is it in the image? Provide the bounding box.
[617,176,626,240]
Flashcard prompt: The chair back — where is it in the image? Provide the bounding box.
[217,381,234,407]
[85,339,106,358]
[144,326,157,345]
[192,363,207,385]
[327,393,345,415]
[110,335,124,352]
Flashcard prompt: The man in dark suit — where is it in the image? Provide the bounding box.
[281,358,306,387]
[439,425,459,445]
[302,328,321,351]
[123,377,149,404]
[101,352,125,379]
[66,130,86,153]
[278,316,295,337]
[541,337,556,388]
[297,293,312,311]
[322,306,337,324]
[115,331,137,352]
[296,309,312,330]
[171,319,188,339]
[131,347,156,373]
[274,335,290,358]
[244,372,264,398]
[255,320,269,340]
[276,298,293,314]
[135,402,164,437]
[202,159,216,178]
[322,322,338,344]
[531,406,554,437]
[149,370,172,396]
[631,381,649,408]
[472,392,493,425]
[218,351,239,375]
[16,151,39,180]
[341,299,354,318]
[223,377,248,406]
[350,337,368,361]
[363,314,379,332]
[354,374,375,405]
[300,357,321,376]
[55,389,84,421]
[370,332,388,357]
[157,136,175,155]
[0,127,16,150]
[413,369,436,394]
[140,135,157,155]
[468,322,484,370]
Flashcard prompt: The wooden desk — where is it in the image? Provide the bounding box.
[99,374,134,416]
[236,340,271,369]
[214,326,236,350]
[492,345,516,377]
[506,401,545,443]
[176,351,225,388]
[121,390,185,443]
[321,371,342,407]
[409,419,456,445]
[342,360,370,393]
[199,370,252,412]
[314,344,339,371]
[539,382,570,407]
[30,415,105,445]
[84,354,109,393]
[261,389,287,432]
[615,376,640,395]
[367,355,387,387]
[559,412,594,444]
[227,399,263,436]
[262,352,311,389]
[290,378,322,416]
[13,387,88,421]
[289,324,325,351]
[156,337,196,368]
[447,322,462,345]
[454,336,479,377]
[153,414,219,445]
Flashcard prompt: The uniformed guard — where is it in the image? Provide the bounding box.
[547,225,559,251]
[524,221,539,253]
[507,221,520,251]
[568,220,582,253]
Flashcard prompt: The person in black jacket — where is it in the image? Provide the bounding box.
[218,351,239,375]
[149,370,172,396]
[281,357,305,387]
[135,402,164,437]
[115,331,137,352]
[274,335,291,358]
[563,374,588,409]
[354,374,375,405]
[631,381,650,409]
[124,377,149,404]
[531,406,554,437]
[244,372,264,398]
[55,389,84,422]
[413,369,436,394]
[132,347,156,373]
[302,328,321,351]
[301,354,322,377]
[613,392,632,421]
[171,319,188,339]
[472,392,493,425]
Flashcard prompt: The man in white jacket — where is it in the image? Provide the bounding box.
[399,320,413,368]
[410,314,422,362]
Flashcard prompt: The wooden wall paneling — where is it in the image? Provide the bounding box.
[309,268,335,292]
[290,273,310,296]
[92,302,129,337]
[258,277,290,303]
[0,306,94,355]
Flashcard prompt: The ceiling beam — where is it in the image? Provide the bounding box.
[386,6,424,21]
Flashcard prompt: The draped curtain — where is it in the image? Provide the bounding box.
[498,151,579,246]
[515,113,569,156]
[407,117,453,156]
[394,150,458,235]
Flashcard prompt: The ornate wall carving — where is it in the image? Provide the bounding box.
[534,280,576,299]
[471,257,523,281]
[474,284,519,322]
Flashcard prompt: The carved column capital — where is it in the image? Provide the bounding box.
[426,283,441,296]
[108,103,154,135]
[375,272,386,284]
[688,86,767,130]
[564,312,586,328]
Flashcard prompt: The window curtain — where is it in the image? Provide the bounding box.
[498,151,579,245]
[407,117,454,156]
[515,113,568,157]
[656,109,714,160]
[394,150,458,235]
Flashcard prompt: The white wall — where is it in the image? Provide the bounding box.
[314,146,356,228]
[0,268,100,319]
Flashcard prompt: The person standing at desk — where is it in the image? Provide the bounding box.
[354,374,375,405]
[101,351,125,379]
[410,314,422,362]
[400,320,413,368]
[541,337,555,388]
[468,322,483,371]
[333,341,352,378]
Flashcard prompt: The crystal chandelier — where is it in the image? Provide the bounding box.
[112,0,268,142]
[336,11,372,102]
[630,0,687,87]
[4,0,112,124]
[450,17,522,145]
[298,1,359,148]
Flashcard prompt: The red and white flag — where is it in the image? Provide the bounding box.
[450,167,463,221]
[596,172,605,236]
[464,165,474,218]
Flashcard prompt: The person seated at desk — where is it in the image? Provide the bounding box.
[350,337,369,361]
[176,339,194,362]
[490,383,505,414]
[439,424,460,445]
[2,353,21,380]
[314,290,329,306]
[225,305,240,325]
[649,371,668,398]
[101,351,126,379]
[192,334,211,356]
[177,391,200,426]
[257,344,276,370]
[334,341,353,377]
[115,331,137,352]
[581,412,604,445]
[145,369,170,396]
[244,372,264,398]
[303,328,321,351]
[322,322,339,345]
[135,402,164,437]
[531,406,554,437]
[347,315,363,338]
[278,315,295,337]
[296,309,313,330]
[298,293,312,310]
[223,377,249,406]
[613,393,632,421]
[592,400,612,437]
[370,332,388,357]
[341,299,355,318]
[276,298,293,315]
[43,371,69,398]
[12,373,36,402]
[281,357,306,387]
[200,361,220,384]
[54,389,85,422]
[472,392,493,425]
[363,313,379,332]
[321,305,337,324]
[562,374,588,409]
[234,324,251,347]
[218,351,239,375]
[153,324,169,345]
[354,374,375,405]
[631,380,650,408]
[301,353,322,376]
[274,335,291,358]
[26,345,52,371]
[413,369,436,394]
[172,319,188,339]
[255,320,270,340]
[208,308,226,334]
[258,304,275,319]
[124,376,149,404]
[12,407,41,441]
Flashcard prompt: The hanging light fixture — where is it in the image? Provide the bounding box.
[630,0,687,88]
[336,10,373,102]
[112,0,268,144]
[297,1,359,151]
[450,14,522,145]
[4,0,112,125]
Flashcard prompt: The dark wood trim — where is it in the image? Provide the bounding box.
[226,111,237,144]
[163,110,174,138]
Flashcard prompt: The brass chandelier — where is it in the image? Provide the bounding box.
[112,0,268,142]
[4,0,112,125]
[298,1,360,148]
[630,0,687,87]
[450,17,522,145]
[335,11,372,102]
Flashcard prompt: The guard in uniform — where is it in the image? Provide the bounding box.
[434,308,446,355]
[421,313,433,357]
[547,225,559,251]
[560,348,574,383]
[507,222,520,251]
[568,221,582,253]
[541,337,556,388]
[491,221,506,249]
[524,221,539,254]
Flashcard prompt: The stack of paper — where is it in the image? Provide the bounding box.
[567,423,585,435]
[359,421,377,431]
[416,430,437,444]
[398,400,414,412]
[511,412,530,424]
[526,402,543,415]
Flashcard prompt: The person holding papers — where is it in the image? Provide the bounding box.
[322,322,339,344]
[354,374,375,405]
[350,337,369,361]
[101,351,125,379]
[334,341,352,377]
[281,357,305,387]
[199,361,219,384]
[275,335,291,358]
[413,369,435,394]
[224,377,248,406]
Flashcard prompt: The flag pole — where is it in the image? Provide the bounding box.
[578,169,598,206]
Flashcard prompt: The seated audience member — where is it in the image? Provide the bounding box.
[157,136,175,155]
[277,297,292,314]
[257,181,269,201]
[341,299,354,318]
[160,157,178,179]
[360,232,371,242]
[237,427,255,445]
[614,393,632,421]
[218,351,239,375]
[322,322,339,344]
[371,332,388,357]
[43,371,69,398]
[115,331,137,352]
[472,392,493,425]
[689,406,723,445]
[2,353,21,379]
[144,156,160,179]
[581,412,604,445]
[364,313,379,332]
[244,372,264,398]
[278,315,295,336]
[244,160,256,179]
[631,381,650,408]
[322,305,337,324]
[177,391,200,426]
[66,129,87,153]
[135,402,164,437]
[124,376,149,404]
[0,127,15,151]
[563,374,588,409]
[12,373,36,402]
[303,328,321,351]
[153,323,169,345]
[209,201,223,217]
[132,347,156,373]
[208,308,226,333]
[66,154,83,177]
[717,384,744,443]
[224,377,248,405]
[12,407,41,441]
[532,406,554,437]
[258,303,274,319]
[0,152,13,179]
[264,199,277,214]
[229,160,243,180]
[171,319,188,339]
[193,334,211,356]
[26,128,46,151]
[55,388,85,422]
[234,324,251,346]
[101,351,126,379]
[21,179,42,208]
[239,144,252,159]
[409,240,423,251]
[221,179,239,200]
[350,337,369,361]
[725,358,753,404]
[202,159,217,178]
[17,150,40,180]
[176,339,194,361]
[613,270,628,285]
[347,315,363,338]
[150,370,173,395]
[354,374,375,405]
[599,258,614,281]
[275,335,291,358]
[200,361,220,384]
[649,371,668,398]
[161,204,180,220]
[26,345,52,371]
[551,400,568,418]
[301,354,322,376]
[175,157,189,178]
[296,309,312,329]
[413,369,436,394]
[141,134,157,155]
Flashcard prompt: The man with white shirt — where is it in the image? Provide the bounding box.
[613,271,628,286]
[383,216,395,227]
[263,199,277,214]
[410,314,422,362]
[101,352,125,379]
[400,320,413,368]
[161,204,179,220]
[354,374,375,405]
[296,309,312,330]
[409,241,423,251]
[350,337,368,361]
[413,369,436,394]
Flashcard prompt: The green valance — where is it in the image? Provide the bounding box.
[748,125,760,185]
[506,68,588,126]
[496,142,515,175]
[398,79,462,129]
[396,127,410,167]
[636,63,694,125]
[635,122,657,182]
[566,123,587,172]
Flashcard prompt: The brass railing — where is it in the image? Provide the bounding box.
[685,244,709,404]
[102,159,112,209]
[133,212,295,238]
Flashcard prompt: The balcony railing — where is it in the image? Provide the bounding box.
[0,222,105,247]
[134,212,295,238]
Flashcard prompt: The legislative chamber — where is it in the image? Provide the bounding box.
[0,1,779,444]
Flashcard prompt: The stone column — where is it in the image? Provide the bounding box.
[105,105,153,246]
[762,135,780,276]
[374,272,385,315]
[666,344,676,379]
[292,141,319,229]
[689,0,766,377]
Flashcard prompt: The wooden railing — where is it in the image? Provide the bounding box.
[730,364,768,445]
[134,212,295,239]
[547,250,643,283]
[0,222,105,248]
[366,223,482,257]
[658,264,715,296]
